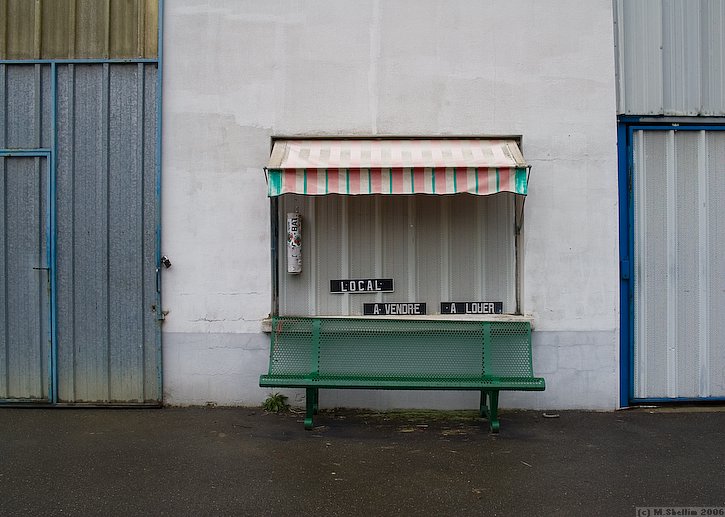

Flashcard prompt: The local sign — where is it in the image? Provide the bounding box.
[330,279,394,293]
[440,302,503,314]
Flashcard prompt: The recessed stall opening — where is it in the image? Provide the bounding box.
[266,138,529,319]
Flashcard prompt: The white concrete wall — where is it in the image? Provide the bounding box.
[162,0,620,409]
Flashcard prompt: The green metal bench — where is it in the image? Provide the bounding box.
[259,317,545,433]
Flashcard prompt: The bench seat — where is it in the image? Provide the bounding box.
[260,374,546,391]
[260,316,545,432]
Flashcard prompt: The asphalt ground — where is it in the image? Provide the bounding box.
[1,406,724,516]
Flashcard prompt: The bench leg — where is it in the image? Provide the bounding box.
[480,390,500,433]
[304,388,317,430]
[311,387,319,415]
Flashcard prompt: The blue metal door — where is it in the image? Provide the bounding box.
[0,155,52,402]
[620,123,725,405]
[1,62,161,406]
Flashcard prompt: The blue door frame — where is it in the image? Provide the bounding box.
[0,149,56,403]
[618,118,725,406]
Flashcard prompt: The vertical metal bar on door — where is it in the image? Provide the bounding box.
[50,62,58,403]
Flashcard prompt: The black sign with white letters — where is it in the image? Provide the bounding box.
[364,303,426,316]
[440,302,503,315]
[330,279,394,293]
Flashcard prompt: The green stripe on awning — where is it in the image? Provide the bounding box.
[515,167,528,195]
[265,167,531,197]
[268,170,282,196]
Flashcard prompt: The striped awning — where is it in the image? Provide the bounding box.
[266,139,529,196]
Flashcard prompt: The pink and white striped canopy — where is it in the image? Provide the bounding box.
[266,139,529,196]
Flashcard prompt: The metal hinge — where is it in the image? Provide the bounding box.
[154,267,165,321]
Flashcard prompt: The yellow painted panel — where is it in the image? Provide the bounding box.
[1,0,157,59]
[74,0,110,58]
[0,1,6,58]
[41,0,74,58]
[5,0,36,59]
[109,0,137,58]
[144,0,158,58]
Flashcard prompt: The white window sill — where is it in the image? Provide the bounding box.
[261,314,535,333]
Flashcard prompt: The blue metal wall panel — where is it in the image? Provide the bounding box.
[0,156,50,401]
[1,63,160,404]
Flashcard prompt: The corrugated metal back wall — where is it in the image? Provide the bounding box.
[615,0,725,116]
[0,0,158,59]
[278,194,516,316]
[0,63,160,403]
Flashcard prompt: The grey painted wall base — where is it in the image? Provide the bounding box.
[163,330,618,410]
[162,332,270,406]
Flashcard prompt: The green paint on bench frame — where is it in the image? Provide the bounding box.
[260,317,545,433]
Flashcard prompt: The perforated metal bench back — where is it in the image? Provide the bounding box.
[267,317,533,380]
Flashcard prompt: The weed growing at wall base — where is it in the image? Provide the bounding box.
[262,393,290,413]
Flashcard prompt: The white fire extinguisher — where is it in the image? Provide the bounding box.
[287,212,302,274]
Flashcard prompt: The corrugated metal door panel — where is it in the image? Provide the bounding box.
[277,194,516,316]
[617,0,725,116]
[633,131,667,397]
[107,63,144,400]
[55,64,78,402]
[0,65,52,149]
[54,63,159,403]
[672,132,700,397]
[68,64,110,402]
[706,132,725,396]
[633,129,725,399]
[0,156,50,401]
